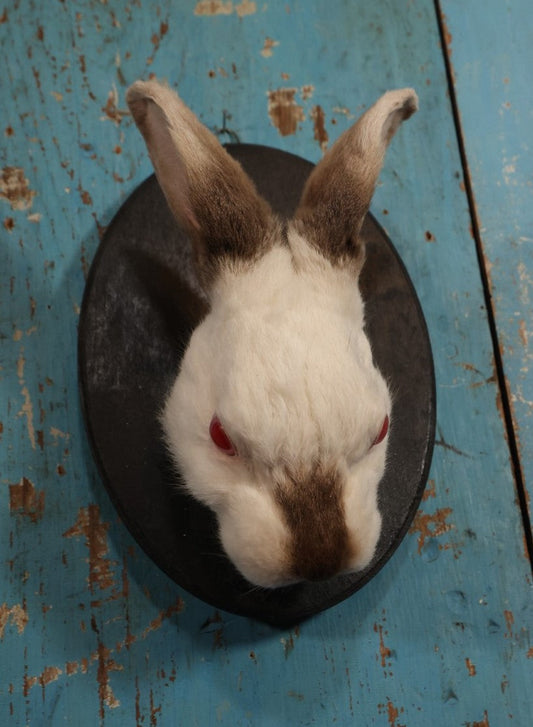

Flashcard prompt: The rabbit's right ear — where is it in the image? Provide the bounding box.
[126,80,274,289]
[293,89,418,273]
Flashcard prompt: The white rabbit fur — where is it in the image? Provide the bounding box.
[127,80,418,587]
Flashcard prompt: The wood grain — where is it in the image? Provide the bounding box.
[1,1,531,725]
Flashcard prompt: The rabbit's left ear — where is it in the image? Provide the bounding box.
[293,89,418,272]
[126,80,274,289]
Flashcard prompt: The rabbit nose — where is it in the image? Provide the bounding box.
[297,560,343,583]
[275,464,352,584]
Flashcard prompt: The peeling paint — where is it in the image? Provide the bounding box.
[9,477,45,522]
[409,507,454,554]
[465,657,477,676]
[0,602,28,639]
[63,505,116,593]
[267,88,305,136]
[0,166,36,210]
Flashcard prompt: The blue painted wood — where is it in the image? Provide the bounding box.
[440,0,533,533]
[1,1,531,726]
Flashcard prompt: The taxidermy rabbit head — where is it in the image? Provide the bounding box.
[127,80,417,587]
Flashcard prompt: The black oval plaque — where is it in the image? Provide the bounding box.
[78,144,435,627]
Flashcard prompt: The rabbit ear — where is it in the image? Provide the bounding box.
[293,89,418,272]
[126,80,274,289]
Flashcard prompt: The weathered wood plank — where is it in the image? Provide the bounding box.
[1,1,531,726]
[439,0,533,536]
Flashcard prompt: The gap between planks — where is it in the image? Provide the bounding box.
[434,0,533,571]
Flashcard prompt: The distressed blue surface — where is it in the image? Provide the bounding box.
[441,0,533,527]
[1,1,531,726]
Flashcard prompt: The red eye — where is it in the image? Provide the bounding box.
[209,415,237,456]
[372,414,389,447]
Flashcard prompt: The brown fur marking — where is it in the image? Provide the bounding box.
[275,464,352,581]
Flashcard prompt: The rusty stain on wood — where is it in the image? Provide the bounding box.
[409,507,454,554]
[267,88,305,136]
[9,477,45,522]
[0,166,36,210]
[63,505,116,593]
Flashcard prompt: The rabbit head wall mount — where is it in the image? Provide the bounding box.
[126,80,418,588]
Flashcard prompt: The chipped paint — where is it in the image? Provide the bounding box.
[17,348,36,450]
[0,602,28,639]
[261,37,279,57]
[465,711,490,727]
[0,166,36,210]
[280,626,300,658]
[377,699,405,727]
[310,104,329,152]
[92,617,123,715]
[503,609,514,638]
[140,597,185,640]
[466,657,477,676]
[9,477,45,522]
[374,622,392,671]
[25,665,63,695]
[194,0,256,16]
[267,88,305,136]
[421,479,437,501]
[409,507,454,554]
[101,85,129,125]
[63,505,116,593]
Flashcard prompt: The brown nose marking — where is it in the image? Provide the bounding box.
[275,465,351,582]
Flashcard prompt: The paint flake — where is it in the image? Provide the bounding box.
[63,505,116,592]
[0,167,36,210]
[9,477,45,522]
[0,602,29,639]
[261,37,279,57]
[267,88,305,136]
[408,507,454,554]
[194,1,233,15]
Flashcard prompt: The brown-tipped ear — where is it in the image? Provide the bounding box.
[126,79,274,289]
[293,88,418,271]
